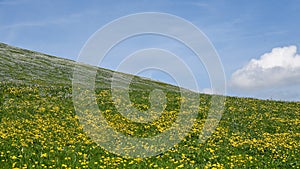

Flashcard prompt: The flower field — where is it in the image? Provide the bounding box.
[0,43,299,168]
[0,81,299,169]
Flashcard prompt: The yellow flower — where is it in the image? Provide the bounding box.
[52,106,60,112]
[11,155,17,160]
[38,107,46,112]
[105,109,112,113]
[177,164,184,168]
[41,153,47,158]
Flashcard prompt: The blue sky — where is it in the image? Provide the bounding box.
[1,0,300,101]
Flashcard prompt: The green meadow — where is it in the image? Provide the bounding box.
[0,43,299,168]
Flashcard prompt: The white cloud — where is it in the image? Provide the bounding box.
[201,88,223,95]
[230,45,300,91]
[202,88,215,94]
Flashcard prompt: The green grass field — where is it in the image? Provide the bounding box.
[0,43,299,168]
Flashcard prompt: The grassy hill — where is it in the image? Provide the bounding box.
[0,42,299,168]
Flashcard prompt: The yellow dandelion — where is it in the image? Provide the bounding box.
[11,155,17,160]
[41,153,47,158]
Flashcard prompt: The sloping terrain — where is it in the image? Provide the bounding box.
[0,43,179,91]
[0,42,299,168]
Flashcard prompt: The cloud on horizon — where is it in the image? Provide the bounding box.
[230,45,300,100]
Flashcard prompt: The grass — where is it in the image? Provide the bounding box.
[0,42,299,168]
[1,82,299,169]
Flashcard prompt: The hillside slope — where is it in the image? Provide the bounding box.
[0,42,299,168]
[0,42,179,91]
